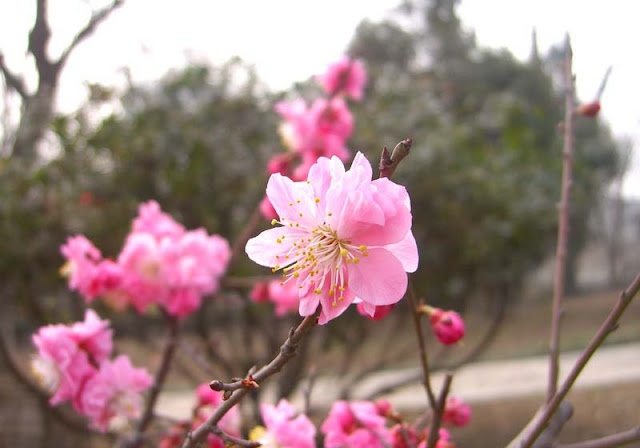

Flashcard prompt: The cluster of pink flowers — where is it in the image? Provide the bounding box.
[160,384,241,448]
[321,398,468,448]
[260,56,367,220]
[61,201,231,317]
[246,152,418,324]
[249,399,316,447]
[31,310,152,431]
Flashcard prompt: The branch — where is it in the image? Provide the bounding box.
[56,0,125,69]
[558,426,640,448]
[511,271,640,447]
[548,34,574,402]
[0,53,28,98]
[29,0,56,83]
[181,313,319,448]
[209,426,261,448]
[426,373,453,448]
[124,315,181,448]
[406,282,438,411]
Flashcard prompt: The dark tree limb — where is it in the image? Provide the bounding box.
[0,53,28,98]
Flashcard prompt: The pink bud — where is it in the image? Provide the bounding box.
[374,399,393,417]
[259,195,278,220]
[429,309,465,346]
[575,101,601,118]
[267,153,293,175]
[442,396,471,427]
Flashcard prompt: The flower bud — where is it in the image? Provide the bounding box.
[428,308,465,346]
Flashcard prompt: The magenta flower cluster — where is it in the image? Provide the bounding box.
[61,201,231,317]
[31,310,152,431]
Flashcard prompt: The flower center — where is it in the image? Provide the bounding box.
[271,216,368,307]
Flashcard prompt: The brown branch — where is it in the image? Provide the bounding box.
[511,271,640,447]
[379,138,413,179]
[406,281,438,411]
[548,34,574,402]
[181,313,319,448]
[558,426,640,448]
[29,0,56,83]
[426,372,453,448]
[56,0,125,69]
[124,315,181,448]
[508,401,574,448]
[0,53,28,98]
[209,426,261,448]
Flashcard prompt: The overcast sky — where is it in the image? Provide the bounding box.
[1,0,639,196]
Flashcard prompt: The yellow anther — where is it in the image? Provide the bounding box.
[338,296,344,301]
[296,199,301,203]
[280,282,284,286]
[296,223,300,227]
[276,238,282,244]
[315,197,320,203]
[289,223,293,227]
[299,212,303,217]
[314,289,322,294]
[289,202,293,206]
[276,255,280,259]
[332,302,338,307]
[293,272,300,278]
[271,219,278,225]
[340,249,348,257]
[281,235,285,239]
[363,252,369,257]
[359,245,367,251]
[339,286,345,292]
[328,212,333,216]
[353,258,360,264]
[307,180,310,184]
[329,289,335,297]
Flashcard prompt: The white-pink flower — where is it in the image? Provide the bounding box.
[79,355,152,432]
[246,152,418,324]
[255,399,316,448]
[321,400,392,448]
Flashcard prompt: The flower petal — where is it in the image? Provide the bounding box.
[245,227,296,268]
[383,232,419,273]
[348,248,408,306]
[266,174,318,228]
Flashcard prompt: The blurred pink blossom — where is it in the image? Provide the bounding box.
[254,399,316,448]
[442,396,471,427]
[322,400,392,448]
[316,55,367,100]
[79,355,152,432]
[357,302,395,321]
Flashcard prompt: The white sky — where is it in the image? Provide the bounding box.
[1,0,639,196]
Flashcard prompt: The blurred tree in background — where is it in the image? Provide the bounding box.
[348,0,619,311]
[0,0,621,331]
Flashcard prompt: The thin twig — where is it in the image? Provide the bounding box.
[181,313,319,448]
[209,426,261,448]
[406,281,438,411]
[558,426,640,448]
[0,53,28,98]
[512,271,640,447]
[56,0,125,68]
[508,401,574,448]
[425,373,453,448]
[125,316,181,448]
[548,34,575,403]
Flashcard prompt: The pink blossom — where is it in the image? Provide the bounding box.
[69,309,113,363]
[267,280,300,316]
[31,323,96,407]
[321,400,392,448]
[442,396,471,427]
[254,399,316,448]
[246,152,418,324]
[132,200,185,239]
[390,424,419,448]
[267,153,294,175]
[429,309,465,346]
[60,235,102,301]
[357,302,395,321]
[79,355,152,432]
[316,55,367,100]
[310,97,353,140]
[250,282,270,303]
